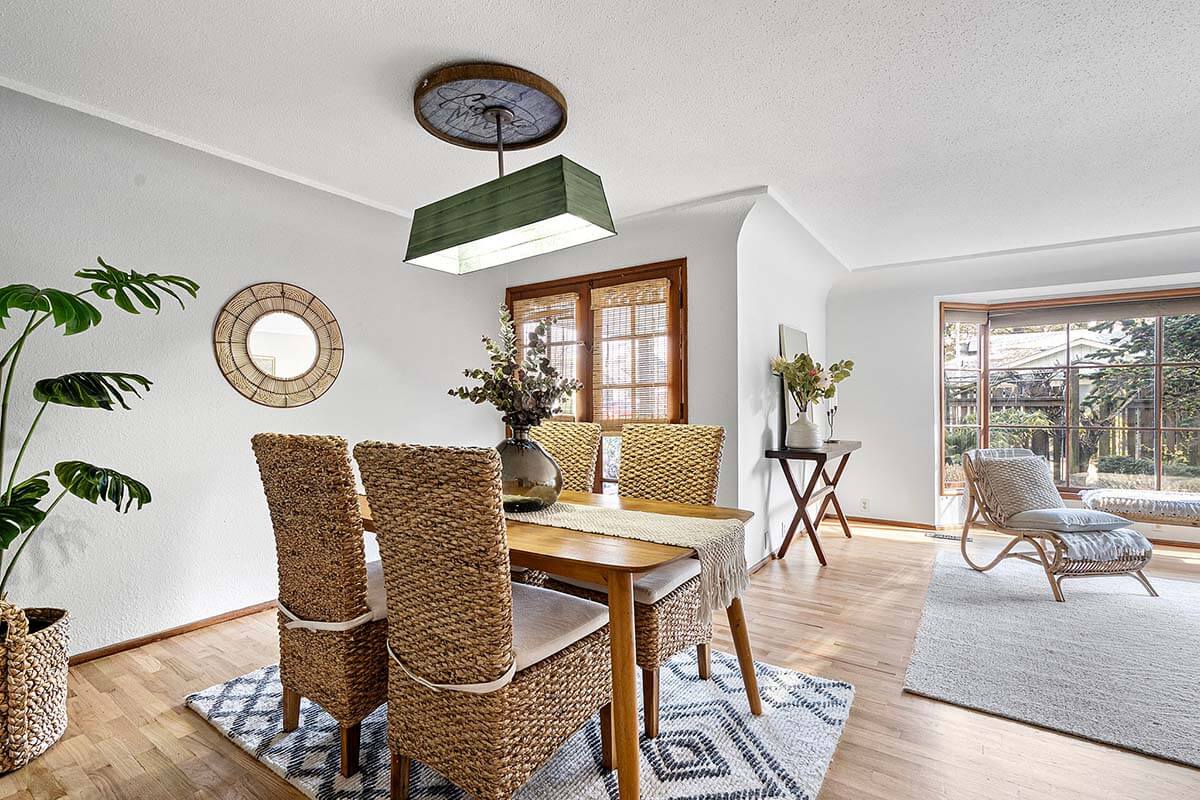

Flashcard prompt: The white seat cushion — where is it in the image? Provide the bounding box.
[511,583,609,672]
[365,559,387,622]
[1007,507,1131,532]
[553,558,702,605]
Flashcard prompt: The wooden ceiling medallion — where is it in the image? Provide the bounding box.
[213,283,343,408]
[413,62,568,151]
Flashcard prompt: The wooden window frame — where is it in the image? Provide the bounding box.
[940,286,1200,498]
[939,303,986,496]
[506,259,689,491]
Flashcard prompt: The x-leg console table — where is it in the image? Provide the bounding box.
[765,440,862,565]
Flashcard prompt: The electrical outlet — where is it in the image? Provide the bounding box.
[859,497,870,512]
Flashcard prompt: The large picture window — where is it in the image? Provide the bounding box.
[941,292,1200,495]
[507,260,687,492]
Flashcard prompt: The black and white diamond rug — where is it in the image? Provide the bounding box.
[186,650,853,799]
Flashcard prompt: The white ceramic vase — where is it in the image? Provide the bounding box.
[786,411,825,449]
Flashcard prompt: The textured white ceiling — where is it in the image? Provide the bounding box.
[1,1,1197,269]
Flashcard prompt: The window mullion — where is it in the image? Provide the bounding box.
[1155,316,1164,490]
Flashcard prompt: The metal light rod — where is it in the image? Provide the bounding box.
[482,107,515,178]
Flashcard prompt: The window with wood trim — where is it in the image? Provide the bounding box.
[507,260,687,492]
[512,292,581,419]
[940,290,1200,496]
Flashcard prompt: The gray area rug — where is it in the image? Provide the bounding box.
[906,551,1200,766]
[187,649,853,799]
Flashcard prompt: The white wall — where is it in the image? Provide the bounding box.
[827,230,1200,534]
[0,88,504,654]
[736,197,847,561]
[497,196,756,510]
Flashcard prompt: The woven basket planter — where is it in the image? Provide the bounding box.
[0,603,69,773]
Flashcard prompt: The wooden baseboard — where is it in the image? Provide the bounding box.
[837,515,958,532]
[1148,537,1200,551]
[748,554,773,574]
[70,599,276,666]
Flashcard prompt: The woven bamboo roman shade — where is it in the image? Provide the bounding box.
[592,278,671,432]
[513,292,581,418]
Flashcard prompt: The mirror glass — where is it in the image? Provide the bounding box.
[778,325,810,443]
[247,311,319,379]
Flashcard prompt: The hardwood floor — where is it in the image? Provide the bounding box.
[7,524,1198,799]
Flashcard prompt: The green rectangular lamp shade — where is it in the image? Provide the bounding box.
[405,155,617,274]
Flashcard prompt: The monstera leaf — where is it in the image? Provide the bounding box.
[34,372,152,410]
[0,474,50,548]
[75,258,199,314]
[55,461,151,513]
[0,284,102,335]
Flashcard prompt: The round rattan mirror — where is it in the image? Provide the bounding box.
[213,283,342,407]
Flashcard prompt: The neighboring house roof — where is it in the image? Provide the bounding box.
[944,329,1135,371]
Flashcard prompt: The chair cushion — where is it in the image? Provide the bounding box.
[1057,528,1152,562]
[976,454,1064,522]
[365,559,388,622]
[1081,488,1200,525]
[511,583,609,672]
[552,558,702,605]
[1006,507,1131,532]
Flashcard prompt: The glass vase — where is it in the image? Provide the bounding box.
[497,426,563,512]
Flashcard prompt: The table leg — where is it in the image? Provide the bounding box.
[726,598,763,715]
[800,503,827,565]
[822,455,853,538]
[828,490,853,538]
[776,460,823,559]
[607,572,640,799]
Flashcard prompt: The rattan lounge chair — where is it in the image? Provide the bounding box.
[354,442,614,800]
[961,447,1158,601]
[529,420,602,492]
[250,433,387,777]
[546,423,728,737]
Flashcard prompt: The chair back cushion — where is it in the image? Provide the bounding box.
[974,454,1065,523]
[251,433,369,624]
[529,421,601,492]
[618,423,725,505]
[354,442,515,687]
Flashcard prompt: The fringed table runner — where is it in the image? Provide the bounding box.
[506,502,748,622]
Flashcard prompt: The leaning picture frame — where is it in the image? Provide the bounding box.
[778,325,809,449]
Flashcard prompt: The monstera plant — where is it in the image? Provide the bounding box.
[0,259,199,599]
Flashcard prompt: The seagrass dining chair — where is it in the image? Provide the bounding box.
[250,433,387,777]
[529,420,603,491]
[547,422,728,737]
[961,447,1157,601]
[354,441,615,800]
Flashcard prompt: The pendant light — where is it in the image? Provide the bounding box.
[405,63,616,274]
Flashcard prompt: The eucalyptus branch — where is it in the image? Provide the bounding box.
[0,489,67,598]
[5,401,48,504]
[450,306,583,428]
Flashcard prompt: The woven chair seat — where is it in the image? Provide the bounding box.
[512,584,609,671]
[553,558,701,605]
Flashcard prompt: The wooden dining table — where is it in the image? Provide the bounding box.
[358,489,761,800]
